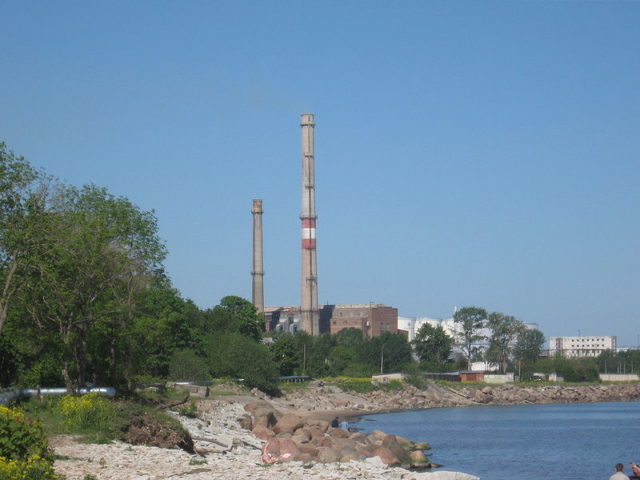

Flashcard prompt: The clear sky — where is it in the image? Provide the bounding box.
[1,1,639,345]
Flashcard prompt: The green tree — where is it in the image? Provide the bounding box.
[303,333,335,378]
[453,306,487,370]
[204,332,279,394]
[363,332,413,374]
[328,345,358,375]
[412,323,452,368]
[124,283,204,382]
[269,332,301,376]
[513,328,545,366]
[485,313,524,373]
[16,184,166,391]
[335,328,366,350]
[168,349,210,381]
[206,296,264,341]
[0,143,50,336]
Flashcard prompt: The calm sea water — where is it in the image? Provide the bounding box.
[354,401,640,480]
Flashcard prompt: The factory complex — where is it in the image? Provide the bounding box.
[249,114,622,359]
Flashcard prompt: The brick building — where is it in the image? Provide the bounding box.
[264,303,398,338]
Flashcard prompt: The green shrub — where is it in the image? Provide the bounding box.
[177,401,198,418]
[58,393,115,432]
[0,406,53,463]
[0,455,63,480]
[168,350,210,382]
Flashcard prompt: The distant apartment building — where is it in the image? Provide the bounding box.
[264,303,398,338]
[548,336,617,358]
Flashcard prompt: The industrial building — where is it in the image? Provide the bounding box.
[264,303,398,338]
[548,336,617,358]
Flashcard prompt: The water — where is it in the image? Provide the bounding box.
[354,401,640,480]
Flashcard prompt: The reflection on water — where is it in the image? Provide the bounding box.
[355,401,640,480]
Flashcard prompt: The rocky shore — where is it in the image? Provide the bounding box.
[263,380,640,415]
[52,381,640,480]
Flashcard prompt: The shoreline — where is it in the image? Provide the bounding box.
[51,382,640,480]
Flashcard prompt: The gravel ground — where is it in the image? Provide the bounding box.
[52,397,479,480]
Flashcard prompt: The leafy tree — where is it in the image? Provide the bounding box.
[206,296,264,341]
[269,332,301,376]
[536,355,599,382]
[412,323,453,368]
[485,312,524,373]
[513,328,545,366]
[328,345,358,375]
[596,349,640,374]
[303,332,335,378]
[453,306,487,370]
[335,328,366,350]
[168,349,210,381]
[363,332,413,374]
[15,184,166,391]
[123,283,204,382]
[0,143,51,336]
[204,332,279,394]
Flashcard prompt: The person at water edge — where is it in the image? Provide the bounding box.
[331,417,339,428]
[339,419,349,430]
[630,462,640,476]
[610,463,630,480]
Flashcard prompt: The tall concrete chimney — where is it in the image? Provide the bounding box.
[251,199,264,315]
[300,113,319,335]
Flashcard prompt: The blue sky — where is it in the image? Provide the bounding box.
[1,1,639,345]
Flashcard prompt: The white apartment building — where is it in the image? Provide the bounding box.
[548,336,617,358]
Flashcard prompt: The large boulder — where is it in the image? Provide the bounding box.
[382,434,409,464]
[273,413,305,435]
[304,418,330,433]
[317,446,340,463]
[328,427,350,439]
[251,424,275,440]
[277,438,301,461]
[409,449,430,467]
[245,402,280,428]
[372,446,401,465]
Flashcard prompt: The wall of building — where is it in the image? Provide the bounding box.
[484,373,515,384]
[549,336,617,358]
[599,373,639,382]
[266,303,398,337]
[329,304,398,338]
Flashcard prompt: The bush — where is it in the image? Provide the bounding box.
[204,333,280,395]
[0,406,53,463]
[168,350,210,382]
[336,377,404,393]
[0,455,63,480]
[0,406,62,479]
[58,393,115,432]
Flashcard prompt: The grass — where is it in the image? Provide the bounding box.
[20,393,186,445]
[279,381,312,393]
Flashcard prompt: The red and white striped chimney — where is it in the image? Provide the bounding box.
[300,113,319,335]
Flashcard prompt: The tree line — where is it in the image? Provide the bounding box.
[0,143,274,392]
[2,142,627,394]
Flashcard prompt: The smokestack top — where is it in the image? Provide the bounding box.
[300,113,315,126]
[252,199,263,214]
